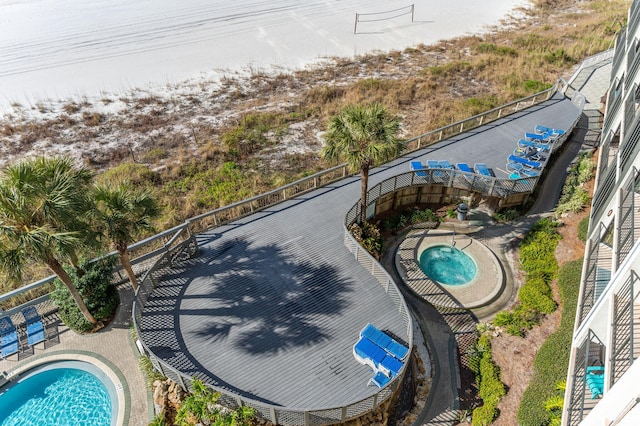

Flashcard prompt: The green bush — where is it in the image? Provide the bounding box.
[50,257,119,332]
[472,403,498,426]
[471,334,505,426]
[519,284,556,314]
[410,208,439,224]
[493,208,520,222]
[349,221,382,260]
[139,355,166,389]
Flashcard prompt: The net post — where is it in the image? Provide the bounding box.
[354,13,359,34]
[411,4,415,22]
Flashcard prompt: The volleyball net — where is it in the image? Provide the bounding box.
[354,4,415,34]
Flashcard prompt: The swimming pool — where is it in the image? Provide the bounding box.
[419,244,477,285]
[0,360,117,426]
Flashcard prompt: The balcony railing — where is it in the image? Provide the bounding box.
[579,223,614,325]
[610,271,638,385]
[566,330,607,425]
[613,29,628,80]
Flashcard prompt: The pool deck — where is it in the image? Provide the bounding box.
[396,230,504,310]
[0,51,613,425]
[0,284,149,426]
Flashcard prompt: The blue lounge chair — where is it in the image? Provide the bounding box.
[513,147,546,162]
[474,163,493,177]
[585,366,604,399]
[535,125,565,135]
[508,155,542,169]
[427,160,441,169]
[353,336,387,369]
[456,163,473,173]
[507,162,540,178]
[0,316,19,358]
[21,306,45,347]
[525,131,557,142]
[360,323,409,360]
[379,354,403,377]
[517,139,551,152]
[368,371,391,388]
[410,161,426,177]
[438,160,455,170]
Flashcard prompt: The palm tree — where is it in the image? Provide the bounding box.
[0,156,97,325]
[322,103,403,223]
[92,183,159,291]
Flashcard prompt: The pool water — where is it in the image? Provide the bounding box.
[0,362,113,426]
[419,245,477,285]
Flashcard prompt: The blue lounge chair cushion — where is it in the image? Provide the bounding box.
[474,163,493,176]
[456,163,473,173]
[26,320,45,346]
[0,317,19,358]
[438,160,454,169]
[518,139,551,152]
[353,337,386,365]
[360,323,409,360]
[22,306,46,346]
[410,161,426,177]
[379,355,403,377]
[535,125,565,135]
[427,160,441,168]
[508,155,542,169]
[369,371,391,388]
[585,366,604,398]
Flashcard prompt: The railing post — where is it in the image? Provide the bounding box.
[304,411,310,426]
[282,188,287,201]
[270,407,277,424]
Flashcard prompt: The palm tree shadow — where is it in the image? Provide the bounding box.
[171,238,355,355]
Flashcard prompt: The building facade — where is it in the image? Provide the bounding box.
[563,1,640,424]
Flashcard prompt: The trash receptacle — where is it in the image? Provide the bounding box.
[457,203,468,221]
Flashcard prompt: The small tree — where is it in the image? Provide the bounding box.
[92,183,159,291]
[322,103,403,224]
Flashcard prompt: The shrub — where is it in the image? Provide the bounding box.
[50,257,119,332]
[519,284,556,314]
[410,208,439,224]
[470,334,505,426]
[349,221,382,259]
[493,208,520,222]
[140,355,166,388]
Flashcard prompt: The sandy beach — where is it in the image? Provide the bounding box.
[0,0,528,111]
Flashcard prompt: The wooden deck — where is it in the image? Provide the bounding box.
[138,93,583,410]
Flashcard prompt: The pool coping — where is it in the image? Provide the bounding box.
[1,350,130,426]
[395,229,504,309]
